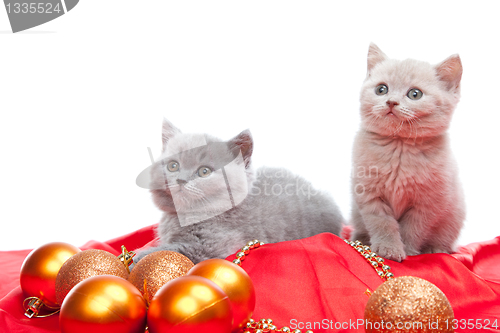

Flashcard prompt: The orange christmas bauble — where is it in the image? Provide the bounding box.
[364,276,454,332]
[128,251,194,304]
[187,258,256,331]
[147,275,233,333]
[59,275,147,333]
[20,242,81,308]
[55,249,129,305]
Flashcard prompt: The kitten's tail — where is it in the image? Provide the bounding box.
[341,224,353,240]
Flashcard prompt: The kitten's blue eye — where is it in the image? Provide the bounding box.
[197,166,212,178]
[167,161,179,172]
[375,84,388,95]
[407,88,423,100]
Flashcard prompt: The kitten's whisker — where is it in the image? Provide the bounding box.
[366,108,383,132]
[185,184,204,196]
[392,121,404,137]
[403,117,420,144]
[405,119,414,143]
[411,119,418,143]
[186,189,205,201]
[167,183,179,190]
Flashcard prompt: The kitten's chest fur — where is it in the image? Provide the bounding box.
[353,131,451,219]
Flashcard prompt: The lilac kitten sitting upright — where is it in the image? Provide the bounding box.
[351,44,465,262]
[135,119,344,264]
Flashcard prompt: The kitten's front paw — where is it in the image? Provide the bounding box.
[371,241,406,262]
[133,249,155,264]
[404,246,420,257]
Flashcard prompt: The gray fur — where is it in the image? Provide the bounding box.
[135,119,344,264]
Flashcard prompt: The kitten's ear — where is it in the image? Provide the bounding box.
[367,43,388,73]
[228,130,253,168]
[162,118,181,151]
[435,54,462,91]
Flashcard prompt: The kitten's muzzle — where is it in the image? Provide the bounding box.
[386,100,399,117]
[386,100,399,108]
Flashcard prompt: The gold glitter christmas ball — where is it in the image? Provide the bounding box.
[127,251,194,304]
[55,249,129,305]
[364,276,454,332]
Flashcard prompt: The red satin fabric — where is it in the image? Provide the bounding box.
[1,225,499,332]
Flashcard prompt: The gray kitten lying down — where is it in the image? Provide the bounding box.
[135,119,344,264]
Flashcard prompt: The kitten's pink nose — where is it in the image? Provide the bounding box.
[177,179,188,186]
[386,100,399,107]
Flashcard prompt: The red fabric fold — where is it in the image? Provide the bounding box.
[227,235,500,332]
[1,225,499,333]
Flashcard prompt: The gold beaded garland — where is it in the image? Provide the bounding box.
[232,239,263,266]
[347,240,455,333]
[243,318,314,333]
[234,241,314,333]
[238,238,454,333]
[344,239,394,280]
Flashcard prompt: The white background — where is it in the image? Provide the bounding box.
[1,1,499,251]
